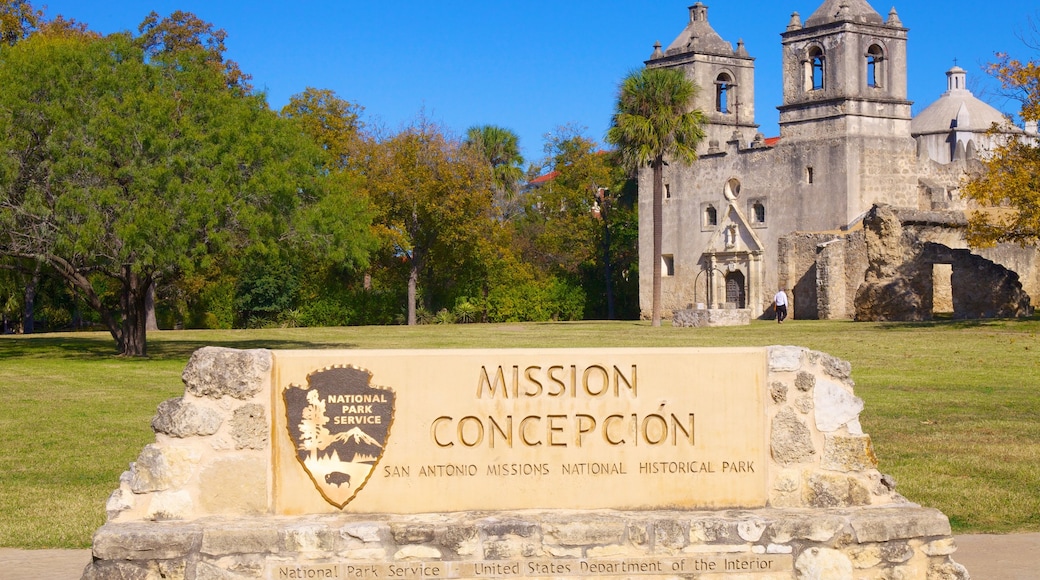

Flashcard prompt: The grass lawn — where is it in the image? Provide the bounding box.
[1,318,1038,548]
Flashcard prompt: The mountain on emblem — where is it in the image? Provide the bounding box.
[283,366,395,508]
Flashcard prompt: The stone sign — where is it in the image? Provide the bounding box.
[82,346,971,580]
[271,348,768,514]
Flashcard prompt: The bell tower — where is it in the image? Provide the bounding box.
[778,0,911,140]
[647,2,758,153]
[777,0,917,219]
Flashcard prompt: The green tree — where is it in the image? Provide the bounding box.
[365,119,496,325]
[0,33,372,355]
[606,67,705,326]
[963,50,1040,245]
[465,125,525,219]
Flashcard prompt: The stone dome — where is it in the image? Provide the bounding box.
[804,0,885,27]
[911,67,1011,136]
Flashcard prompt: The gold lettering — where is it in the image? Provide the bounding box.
[523,366,543,397]
[457,416,484,447]
[615,364,637,396]
[547,414,567,446]
[603,414,626,445]
[520,415,542,446]
[546,366,566,396]
[672,413,695,445]
[476,366,509,399]
[488,415,512,448]
[575,414,596,446]
[583,365,609,396]
[432,416,453,447]
[642,413,668,445]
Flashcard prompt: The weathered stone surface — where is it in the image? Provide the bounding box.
[856,204,1033,321]
[230,404,267,450]
[146,490,193,521]
[91,522,203,560]
[770,407,816,465]
[654,519,686,550]
[795,371,815,392]
[881,541,915,563]
[847,544,883,568]
[106,487,134,519]
[394,545,442,559]
[672,308,751,327]
[794,394,814,414]
[795,547,854,579]
[688,518,737,543]
[768,346,804,372]
[130,445,201,493]
[197,456,267,515]
[201,526,280,557]
[182,347,271,400]
[768,514,845,543]
[928,560,971,579]
[737,518,768,542]
[543,519,626,546]
[151,397,223,438]
[922,538,957,556]
[821,354,852,381]
[770,381,788,403]
[851,507,952,542]
[814,378,864,432]
[280,524,337,553]
[822,434,879,472]
[806,472,872,507]
[340,522,385,544]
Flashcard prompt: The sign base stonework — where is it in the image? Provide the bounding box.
[82,346,970,579]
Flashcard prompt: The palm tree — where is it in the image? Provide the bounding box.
[607,67,705,326]
[465,125,525,219]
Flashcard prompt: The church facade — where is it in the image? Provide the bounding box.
[637,0,1039,320]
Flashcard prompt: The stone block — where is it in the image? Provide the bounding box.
[822,434,879,472]
[769,381,788,403]
[768,346,804,372]
[230,403,267,450]
[806,472,872,507]
[768,514,846,544]
[814,378,865,432]
[152,397,224,438]
[146,490,193,521]
[201,526,280,557]
[394,545,442,560]
[770,407,816,465]
[91,523,202,560]
[795,371,815,392]
[197,456,267,515]
[130,444,200,493]
[182,347,271,400]
[795,547,854,578]
[543,519,626,546]
[851,508,952,543]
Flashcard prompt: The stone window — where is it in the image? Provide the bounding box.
[703,204,718,229]
[750,199,766,226]
[805,47,825,91]
[661,254,675,277]
[665,183,672,199]
[715,72,734,113]
[866,44,884,88]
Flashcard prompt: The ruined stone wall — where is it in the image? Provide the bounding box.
[855,205,1033,320]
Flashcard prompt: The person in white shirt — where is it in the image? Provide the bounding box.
[774,288,788,324]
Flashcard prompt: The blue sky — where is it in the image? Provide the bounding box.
[37,1,1039,166]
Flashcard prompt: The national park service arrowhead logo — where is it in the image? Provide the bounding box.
[283,366,395,508]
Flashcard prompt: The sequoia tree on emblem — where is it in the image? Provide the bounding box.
[283,366,395,508]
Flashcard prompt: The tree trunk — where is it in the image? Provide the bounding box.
[22,261,41,334]
[602,198,615,320]
[145,282,159,331]
[118,266,150,357]
[651,158,664,327]
[407,257,418,326]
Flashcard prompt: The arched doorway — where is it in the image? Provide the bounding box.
[725,271,746,308]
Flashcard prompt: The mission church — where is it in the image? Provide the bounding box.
[638,0,1040,320]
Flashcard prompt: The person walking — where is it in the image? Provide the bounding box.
[774,288,788,324]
